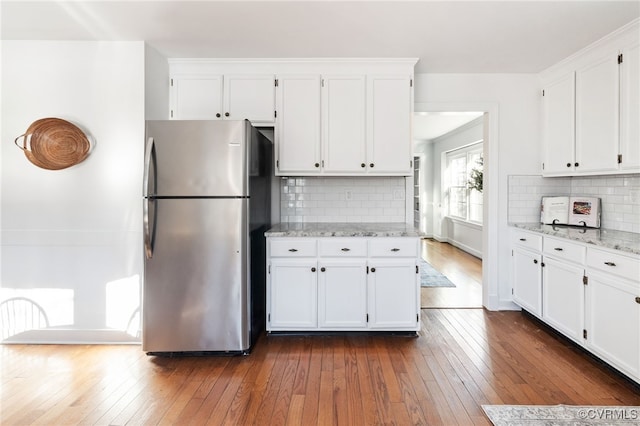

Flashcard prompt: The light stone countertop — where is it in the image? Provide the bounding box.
[265,222,424,238]
[511,223,640,256]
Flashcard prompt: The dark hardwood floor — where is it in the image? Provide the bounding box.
[2,308,639,425]
[421,238,483,308]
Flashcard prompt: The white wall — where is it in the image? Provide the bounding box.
[414,73,540,310]
[412,141,433,236]
[1,41,146,342]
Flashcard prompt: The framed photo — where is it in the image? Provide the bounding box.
[568,197,600,228]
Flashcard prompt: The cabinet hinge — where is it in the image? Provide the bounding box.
[268,264,271,274]
[170,110,174,118]
[583,329,588,339]
[542,163,545,170]
[321,79,325,88]
[511,288,514,295]
[275,79,279,87]
[170,78,173,87]
[542,89,545,97]
[416,313,419,323]
[268,313,271,322]
[276,160,279,168]
[618,53,623,64]
[618,154,622,164]
[274,110,277,118]
[366,313,369,323]
[416,265,419,274]
[583,275,588,285]
[410,79,413,88]
[366,266,369,274]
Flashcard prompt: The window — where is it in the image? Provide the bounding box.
[445,143,483,224]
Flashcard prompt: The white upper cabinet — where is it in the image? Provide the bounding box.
[542,73,575,175]
[170,73,275,124]
[275,75,322,174]
[575,53,620,174]
[171,75,223,120]
[540,20,639,176]
[367,75,413,174]
[620,41,640,172]
[322,75,367,174]
[223,75,276,123]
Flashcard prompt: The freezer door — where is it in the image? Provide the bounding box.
[142,198,250,352]
[145,120,249,197]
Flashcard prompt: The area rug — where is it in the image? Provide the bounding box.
[420,259,455,288]
[482,404,640,425]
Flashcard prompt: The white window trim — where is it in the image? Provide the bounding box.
[443,141,483,224]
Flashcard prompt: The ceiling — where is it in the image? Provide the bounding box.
[1,1,638,74]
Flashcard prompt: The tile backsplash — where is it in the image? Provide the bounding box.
[508,174,640,233]
[280,176,406,223]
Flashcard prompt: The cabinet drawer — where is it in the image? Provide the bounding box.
[270,239,317,257]
[512,229,542,252]
[543,236,586,264]
[587,248,640,282]
[318,238,367,257]
[368,238,418,257]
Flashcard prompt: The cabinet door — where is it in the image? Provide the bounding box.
[171,75,223,120]
[542,257,584,343]
[318,259,367,328]
[575,54,620,174]
[620,41,640,172]
[367,259,419,329]
[585,271,640,381]
[322,75,367,174]
[275,75,321,175]
[542,73,575,175]
[512,247,542,316]
[224,75,275,124]
[367,75,413,175]
[268,259,317,330]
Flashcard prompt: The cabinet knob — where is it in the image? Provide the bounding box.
[575,162,579,167]
[216,113,221,118]
[361,163,366,168]
[371,267,376,272]
[311,267,316,272]
[320,267,326,272]
[369,163,375,168]
[533,259,538,264]
[635,297,640,304]
[604,261,616,267]
[566,163,571,168]
[314,163,320,168]
[225,112,230,117]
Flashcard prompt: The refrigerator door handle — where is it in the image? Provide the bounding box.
[143,137,157,259]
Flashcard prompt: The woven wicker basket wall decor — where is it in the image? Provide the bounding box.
[14,118,92,170]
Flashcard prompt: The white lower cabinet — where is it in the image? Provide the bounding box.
[268,258,317,329]
[510,227,640,384]
[368,259,419,329]
[318,259,367,328]
[267,236,420,332]
[585,271,640,380]
[542,257,584,343]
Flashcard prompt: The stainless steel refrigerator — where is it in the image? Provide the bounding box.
[142,120,271,355]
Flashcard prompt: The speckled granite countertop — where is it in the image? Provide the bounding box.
[511,223,640,255]
[265,222,424,238]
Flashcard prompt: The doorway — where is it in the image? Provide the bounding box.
[413,111,486,308]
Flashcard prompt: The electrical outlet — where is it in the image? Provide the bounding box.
[345,190,353,201]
